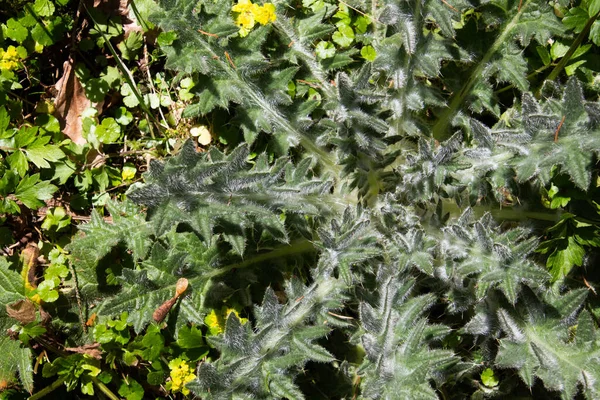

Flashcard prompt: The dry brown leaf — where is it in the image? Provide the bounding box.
[153,297,178,323]
[92,0,142,34]
[65,343,102,360]
[92,0,129,15]
[22,243,40,288]
[6,300,36,324]
[54,59,90,145]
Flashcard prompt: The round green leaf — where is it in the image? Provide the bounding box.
[115,107,133,125]
[481,368,499,388]
[32,23,54,46]
[35,114,61,133]
[332,25,354,47]
[361,45,377,62]
[157,31,178,47]
[354,15,371,34]
[5,19,29,43]
[95,118,121,143]
[118,378,144,400]
[32,0,55,17]
[315,41,336,59]
[37,279,59,302]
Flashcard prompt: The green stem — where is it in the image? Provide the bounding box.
[485,208,561,222]
[129,0,151,32]
[432,0,533,140]
[68,257,87,333]
[536,11,600,96]
[28,376,67,400]
[0,146,20,152]
[494,63,553,95]
[91,377,120,400]
[441,199,561,222]
[206,239,315,279]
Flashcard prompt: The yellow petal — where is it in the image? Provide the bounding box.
[236,12,255,29]
[254,3,276,25]
[232,0,253,13]
[264,3,276,22]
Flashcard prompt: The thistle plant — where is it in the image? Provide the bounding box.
[2,0,600,398]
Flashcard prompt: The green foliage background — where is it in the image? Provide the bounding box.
[1,0,600,398]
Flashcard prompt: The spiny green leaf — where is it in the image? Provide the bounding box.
[496,301,600,399]
[0,257,24,304]
[0,334,33,393]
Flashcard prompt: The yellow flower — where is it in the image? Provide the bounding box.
[232,0,254,13]
[237,11,256,29]
[166,358,196,396]
[232,1,276,37]
[0,46,21,72]
[255,3,276,25]
[121,163,137,181]
[204,306,248,336]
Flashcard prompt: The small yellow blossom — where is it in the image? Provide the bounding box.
[232,1,276,37]
[166,358,196,396]
[204,306,248,336]
[254,3,276,25]
[237,11,256,28]
[0,46,21,72]
[121,163,137,181]
[232,0,254,13]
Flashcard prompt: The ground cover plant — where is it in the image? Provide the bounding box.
[2,0,600,398]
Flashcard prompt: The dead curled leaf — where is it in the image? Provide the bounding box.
[152,297,178,323]
[53,58,90,145]
[153,278,190,323]
[92,0,142,34]
[6,300,37,324]
[22,243,41,288]
[65,343,102,360]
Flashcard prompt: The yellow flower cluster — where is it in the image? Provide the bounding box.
[232,0,276,37]
[166,358,196,396]
[0,46,21,72]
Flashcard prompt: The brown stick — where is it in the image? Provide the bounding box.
[554,115,566,143]
[198,29,219,38]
